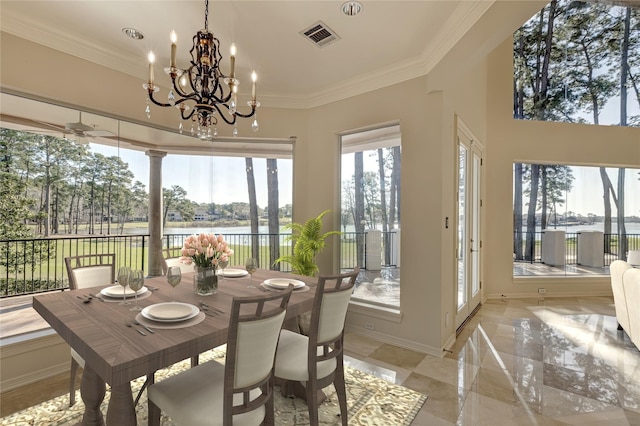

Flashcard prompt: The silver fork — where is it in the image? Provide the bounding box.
[199,302,225,314]
[125,322,146,336]
[133,319,155,333]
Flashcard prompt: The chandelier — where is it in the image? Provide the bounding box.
[143,0,259,140]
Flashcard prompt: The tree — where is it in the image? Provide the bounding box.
[0,134,54,282]
[377,149,390,264]
[163,185,193,226]
[245,158,260,263]
[266,158,280,269]
[389,146,401,229]
[354,152,365,268]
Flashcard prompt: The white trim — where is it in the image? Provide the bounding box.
[1,331,70,391]
[348,301,402,323]
[0,328,58,351]
[485,290,613,300]
[2,362,69,392]
[513,276,610,286]
[443,331,456,353]
[345,325,443,358]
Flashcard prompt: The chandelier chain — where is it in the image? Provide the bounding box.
[204,0,209,31]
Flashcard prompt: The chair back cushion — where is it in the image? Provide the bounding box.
[65,254,115,290]
[165,257,194,275]
[317,288,353,343]
[234,310,287,388]
[72,266,114,289]
[311,269,358,345]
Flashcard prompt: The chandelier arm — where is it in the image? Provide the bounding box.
[213,104,237,125]
[180,107,196,121]
[170,77,197,100]
[147,92,175,108]
[234,107,258,119]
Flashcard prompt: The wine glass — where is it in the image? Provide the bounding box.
[245,257,257,288]
[117,266,131,305]
[128,270,144,311]
[218,259,229,281]
[167,266,182,302]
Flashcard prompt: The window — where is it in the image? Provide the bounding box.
[514,0,639,127]
[513,163,640,276]
[340,124,401,308]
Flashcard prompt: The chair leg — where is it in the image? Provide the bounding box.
[334,364,348,426]
[134,373,155,406]
[148,399,162,426]
[305,380,320,426]
[69,358,79,407]
[264,390,275,426]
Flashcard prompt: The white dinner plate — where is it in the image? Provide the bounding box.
[217,268,249,277]
[141,303,199,322]
[263,278,306,289]
[101,285,148,298]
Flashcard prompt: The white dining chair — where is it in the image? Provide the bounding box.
[147,286,295,426]
[160,248,193,275]
[627,250,640,267]
[64,254,115,406]
[274,268,359,426]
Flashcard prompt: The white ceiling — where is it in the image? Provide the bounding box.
[1,0,493,108]
[1,1,492,108]
[1,1,636,152]
[2,0,502,152]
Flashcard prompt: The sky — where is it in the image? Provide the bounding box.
[565,166,640,217]
[89,143,293,208]
[92,142,639,218]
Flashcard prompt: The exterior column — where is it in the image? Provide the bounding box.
[146,150,167,277]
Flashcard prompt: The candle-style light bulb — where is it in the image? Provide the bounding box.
[229,43,236,78]
[170,31,177,68]
[251,71,257,101]
[148,51,156,85]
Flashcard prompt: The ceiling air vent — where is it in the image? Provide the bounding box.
[300,21,341,48]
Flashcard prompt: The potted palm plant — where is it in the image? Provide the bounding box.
[274,210,340,276]
[275,210,341,334]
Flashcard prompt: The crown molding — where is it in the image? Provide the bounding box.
[2,1,493,111]
[261,1,495,110]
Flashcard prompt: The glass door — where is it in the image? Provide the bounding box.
[455,130,483,330]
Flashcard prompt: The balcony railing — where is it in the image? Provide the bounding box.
[513,232,640,265]
[0,231,398,298]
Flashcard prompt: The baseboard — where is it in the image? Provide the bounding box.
[485,290,613,299]
[442,331,456,353]
[1,361,69,392]
[345,324,443,358]
[1,330,70,392]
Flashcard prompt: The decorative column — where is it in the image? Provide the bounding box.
[146,150,167,277]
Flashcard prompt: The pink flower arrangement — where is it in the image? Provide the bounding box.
[180,233,234,268]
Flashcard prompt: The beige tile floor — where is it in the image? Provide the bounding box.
[2,296,640,425]
[344,296,640,425]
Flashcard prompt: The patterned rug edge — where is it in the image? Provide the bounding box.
[0,347,428,426]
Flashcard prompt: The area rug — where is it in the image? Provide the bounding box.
[1,346,427,425]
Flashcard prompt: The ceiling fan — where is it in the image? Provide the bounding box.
[9,111,116,143]
[60,111,114,138]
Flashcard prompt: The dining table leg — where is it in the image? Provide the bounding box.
[79,365,105,426]
[80,365,137,426]
[106,382,137,425]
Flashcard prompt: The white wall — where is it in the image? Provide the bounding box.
[483,39,640,299]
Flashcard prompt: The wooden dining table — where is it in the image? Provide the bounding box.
[33,268,317,426]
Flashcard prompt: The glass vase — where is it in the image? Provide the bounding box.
[194,266,218,296]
